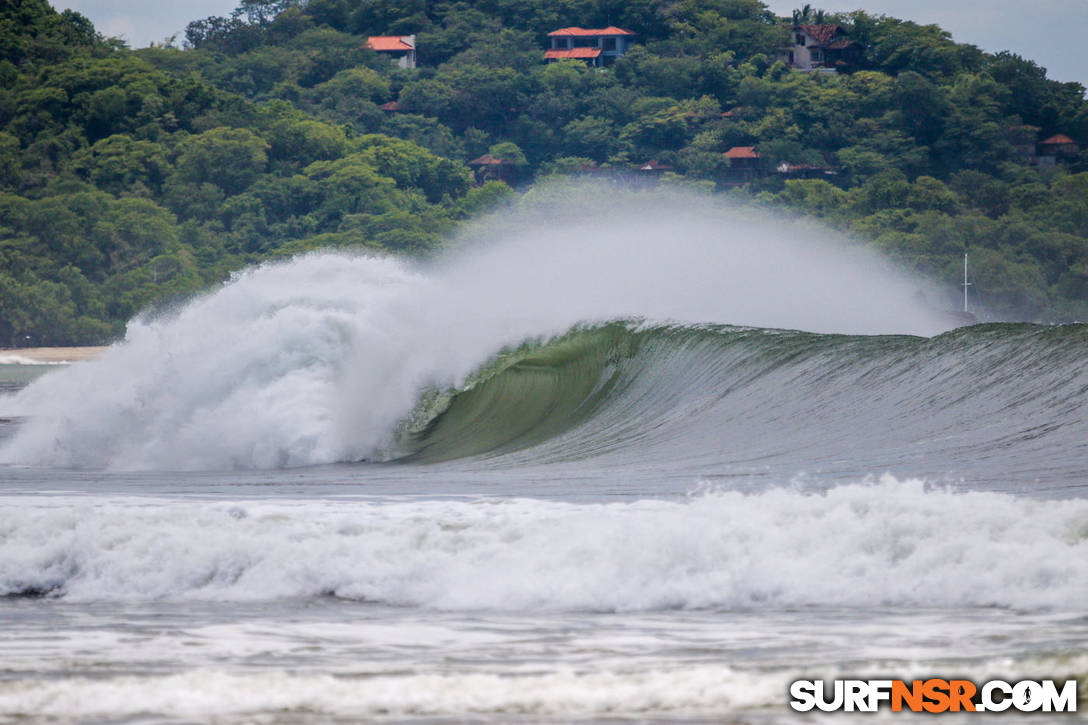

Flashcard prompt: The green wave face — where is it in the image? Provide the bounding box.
[395,323,638,462]
[393,321,1088,486]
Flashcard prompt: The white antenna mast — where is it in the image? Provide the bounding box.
[963,252,971,313]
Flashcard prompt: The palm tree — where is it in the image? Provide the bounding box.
[792,5,827,25]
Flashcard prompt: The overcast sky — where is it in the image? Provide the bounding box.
[53,1,1088,86]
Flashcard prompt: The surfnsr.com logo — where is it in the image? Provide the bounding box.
[790,679,1078,713]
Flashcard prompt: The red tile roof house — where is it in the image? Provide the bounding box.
[545,27,636,67]
[1039,134,1080,158]
[367,35,416,68]
[785,24,863,72]
[723,146,763,183]
[724,146,760,164]
[467,154,519,184]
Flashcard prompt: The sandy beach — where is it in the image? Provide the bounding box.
[0,347,107,364]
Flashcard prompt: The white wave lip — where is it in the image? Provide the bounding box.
[0,195,953,471]
[2,479,1086,610]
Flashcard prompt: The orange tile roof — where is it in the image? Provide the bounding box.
[548,26,636,37]
[367,36,413,51]
[468,154,510,166]
[1041,134,1076,145]
[725,146,760,159]
[544,48,602,59]
[379,101,400,112]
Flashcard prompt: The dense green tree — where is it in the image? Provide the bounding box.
[265,119,349,166]
[172,126,269,195]
[72,135,170,194]
[2,0,1088,344]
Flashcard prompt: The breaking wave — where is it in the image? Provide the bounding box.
[0,195,1082,474]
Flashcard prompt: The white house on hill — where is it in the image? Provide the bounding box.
[786,24,862,72]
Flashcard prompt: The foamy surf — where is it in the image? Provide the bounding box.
[1,649,1084,722]
[0,667,784,720]
[3,478,1086,609]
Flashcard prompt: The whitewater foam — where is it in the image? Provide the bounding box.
[0,666,784,720]
[0,356,66,366]
[3,656,1086,722]
[2,479,1086,609]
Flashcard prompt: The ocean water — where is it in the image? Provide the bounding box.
[1,200,1086,723]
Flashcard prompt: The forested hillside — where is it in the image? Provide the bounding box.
[2,0,1087,345]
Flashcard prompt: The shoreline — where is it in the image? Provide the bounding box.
[0,346,107,364]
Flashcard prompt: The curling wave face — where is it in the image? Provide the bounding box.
[393,321,1088,486]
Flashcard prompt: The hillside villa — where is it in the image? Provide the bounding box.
[785,24,863,72]
[545,27,636,67]
[1040,134,1080,158]
[367,35,417,68]
[723,145,762,183]
[468,153,519,184]
[1008,127,1082,166]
